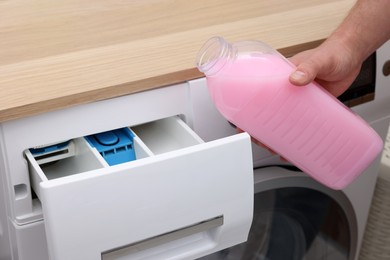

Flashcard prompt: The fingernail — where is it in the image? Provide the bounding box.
[290,70,307,82]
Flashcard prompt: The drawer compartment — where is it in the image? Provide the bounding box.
[25,116,254,260]
[27,130,151,200]
[131,116,204,155]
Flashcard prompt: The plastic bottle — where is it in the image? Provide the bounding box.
[195,36,383,190]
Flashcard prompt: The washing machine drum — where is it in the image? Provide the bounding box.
[201,187,351,260]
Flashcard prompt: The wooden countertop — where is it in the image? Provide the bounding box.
[0,0,355,122]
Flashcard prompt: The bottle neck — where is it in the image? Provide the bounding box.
[196,37,235,76]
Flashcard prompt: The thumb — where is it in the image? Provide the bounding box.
[289,59,321,86]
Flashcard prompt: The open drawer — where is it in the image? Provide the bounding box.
[25,116,254,260]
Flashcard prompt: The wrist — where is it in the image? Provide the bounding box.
[326,30,365,68]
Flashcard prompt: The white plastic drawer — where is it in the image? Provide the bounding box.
[25,116,254,260]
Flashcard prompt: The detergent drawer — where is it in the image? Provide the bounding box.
[25,116,254,260]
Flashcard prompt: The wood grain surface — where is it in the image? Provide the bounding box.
[0,0,355,122]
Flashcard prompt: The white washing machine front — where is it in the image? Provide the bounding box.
[188,40,390,260]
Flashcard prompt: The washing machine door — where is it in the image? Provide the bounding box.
[200,166,358,260]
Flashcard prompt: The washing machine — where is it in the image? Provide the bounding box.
[187,40,390,260]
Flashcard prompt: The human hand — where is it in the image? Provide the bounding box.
[288,39,363,97]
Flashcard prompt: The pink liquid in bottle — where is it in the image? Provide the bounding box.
[197,37,383,189]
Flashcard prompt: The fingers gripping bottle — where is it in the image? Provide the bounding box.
[196,36,383,190]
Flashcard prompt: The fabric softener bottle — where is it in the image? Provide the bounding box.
[196,36,383,190]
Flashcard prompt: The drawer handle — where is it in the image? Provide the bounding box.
[101,216,223,259]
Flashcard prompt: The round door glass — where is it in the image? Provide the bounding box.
[200,187,351,260]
